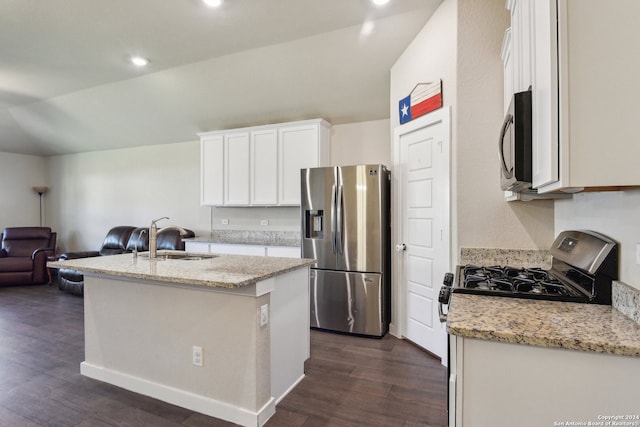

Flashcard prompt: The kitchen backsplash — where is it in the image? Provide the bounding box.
[612,282,640,326]
[459,248,551,268]
[198,229,301,247]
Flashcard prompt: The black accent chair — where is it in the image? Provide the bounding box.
[0,227,57,286]
[58,225,194,296]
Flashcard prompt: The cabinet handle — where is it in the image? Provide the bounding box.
[499,113,513,178]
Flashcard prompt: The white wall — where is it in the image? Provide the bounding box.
[47,141,210,252]
[330,119,391,167]
[390,0,457,271]
[0,152,48,230]
[391,0,554,265]
[555,191,640,290]
[456,0,554,252]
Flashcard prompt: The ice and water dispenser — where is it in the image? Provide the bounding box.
[304,209,324,239]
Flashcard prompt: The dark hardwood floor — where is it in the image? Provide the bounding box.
[0,283,447,426]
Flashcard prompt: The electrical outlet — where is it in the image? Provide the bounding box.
[260,304,269,327]
[221,219,229,225]
[260,219,269,226]
[192,346,203,367]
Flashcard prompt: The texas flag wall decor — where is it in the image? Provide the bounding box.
[399,80,443,124]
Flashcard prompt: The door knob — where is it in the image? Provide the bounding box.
[395,243,406,252]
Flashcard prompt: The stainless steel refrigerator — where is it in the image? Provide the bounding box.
[301,164,391,337]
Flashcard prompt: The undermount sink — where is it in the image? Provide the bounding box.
[139,252,217,261]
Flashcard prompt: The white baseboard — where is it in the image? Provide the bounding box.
[81,362,275,427]
[389,322,400,338]
[275,374,304,404]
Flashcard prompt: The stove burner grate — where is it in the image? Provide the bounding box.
[458,265,587,301]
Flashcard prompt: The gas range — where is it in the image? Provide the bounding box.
[439,230,618,321]
[454,264,591,301]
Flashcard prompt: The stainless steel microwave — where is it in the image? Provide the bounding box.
[499,90,532,192]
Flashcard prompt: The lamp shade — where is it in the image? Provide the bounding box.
[33,186,49,195]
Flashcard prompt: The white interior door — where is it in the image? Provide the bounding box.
[393,107,450,363]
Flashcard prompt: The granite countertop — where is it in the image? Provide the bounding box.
[447,293,640,357]
[186,230,301,247]
[48,250,313,289]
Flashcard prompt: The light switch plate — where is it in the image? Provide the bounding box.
[260,304,269,327]
[192,346,203,367]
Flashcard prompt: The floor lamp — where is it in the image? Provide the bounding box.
[33,186,49,227]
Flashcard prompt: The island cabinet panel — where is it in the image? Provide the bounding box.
[506,0,640,193]
[454,337,640,426]
[200,119,330,206]
[78,264,311,427]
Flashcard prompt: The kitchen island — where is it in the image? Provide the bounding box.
[48,251,314,427]
[447,292,640,427]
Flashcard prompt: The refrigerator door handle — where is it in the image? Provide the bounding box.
[330,184,337,253]
[336,184,344,254]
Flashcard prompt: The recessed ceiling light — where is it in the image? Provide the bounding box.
[130,55,150,67]
[372,0,390,5]
[202,0,223,7]
[361,21,375,36]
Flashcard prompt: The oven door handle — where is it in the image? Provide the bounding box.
[438,285,452,323]
[438,302,448,323]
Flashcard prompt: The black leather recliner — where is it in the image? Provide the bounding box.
[0,227,57,286]
[58,225,194,296]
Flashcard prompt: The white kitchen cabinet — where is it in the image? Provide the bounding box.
[507,0,534,94]
[183,241,211,254]
[185,241,301,258]
[278,123,330,205]
[200,119,330,206]
[528,0,640,192]
[209,243,265,256]
[250,129,278,205]
[224,132,250,205]
[265,246,300,258]
[200,135,224,206]
[453,336,640,426]
[500,27,513,115]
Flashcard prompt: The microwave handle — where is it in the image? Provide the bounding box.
[499,113,513,177]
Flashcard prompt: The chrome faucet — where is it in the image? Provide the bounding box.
[149,216,188,258]
[132,229,147,259]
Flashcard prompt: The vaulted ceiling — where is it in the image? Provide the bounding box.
[0,0,442,156]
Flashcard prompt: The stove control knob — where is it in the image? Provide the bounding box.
[443,272,454,287]
[438,285,452,304]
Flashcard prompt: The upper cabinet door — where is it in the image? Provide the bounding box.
[531,0,559,190]
[250,129,278,205]
[201,135,224,206]
[278,124,322,205]
[500,27,513,115]
[510,0,535,93]
[224,132,250,205]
